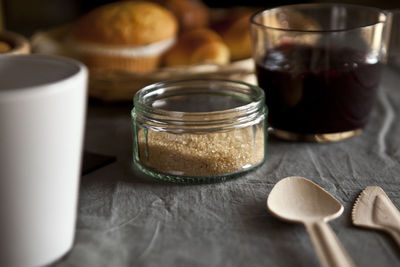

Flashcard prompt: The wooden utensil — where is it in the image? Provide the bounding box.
[267,176,356,267]
[352,186,400,247]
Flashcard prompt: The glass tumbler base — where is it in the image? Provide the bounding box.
[272,128,362,142]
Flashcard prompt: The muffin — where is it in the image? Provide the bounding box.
[163,28,230,66]
[70,1,178,73]
[163,0,209,32]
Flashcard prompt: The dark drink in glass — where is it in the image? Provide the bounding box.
[250,4,390,141]
[256,44,382,134]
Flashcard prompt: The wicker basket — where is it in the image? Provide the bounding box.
[31,26,256,102]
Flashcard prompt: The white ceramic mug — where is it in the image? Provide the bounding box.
[0,55,88,267]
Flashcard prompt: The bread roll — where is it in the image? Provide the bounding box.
[163,28,230,66]
[163,0,209,32]
[220,12,253,61]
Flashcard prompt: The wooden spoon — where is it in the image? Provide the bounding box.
[267,176,356,267]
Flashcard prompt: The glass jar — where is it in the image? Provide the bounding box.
[131,79,267,183]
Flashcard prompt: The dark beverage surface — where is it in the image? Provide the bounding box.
[256,44,382,134]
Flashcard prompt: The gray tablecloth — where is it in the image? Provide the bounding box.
[54,67,400,267]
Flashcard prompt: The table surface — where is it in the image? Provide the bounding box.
[54,67,400,267]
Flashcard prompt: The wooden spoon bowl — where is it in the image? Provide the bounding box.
[267,176,355,267]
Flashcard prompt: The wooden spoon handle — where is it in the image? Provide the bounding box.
[305,222,356,267]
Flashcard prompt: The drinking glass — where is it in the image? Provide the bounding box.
[251,4,391,142]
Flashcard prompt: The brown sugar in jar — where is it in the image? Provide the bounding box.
[132,79,267,183]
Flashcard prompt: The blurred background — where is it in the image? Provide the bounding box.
[1,0,398,36]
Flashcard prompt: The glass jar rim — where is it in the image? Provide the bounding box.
[250,3,388,34]
[133,78,265,116]
[132,79,266,132]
